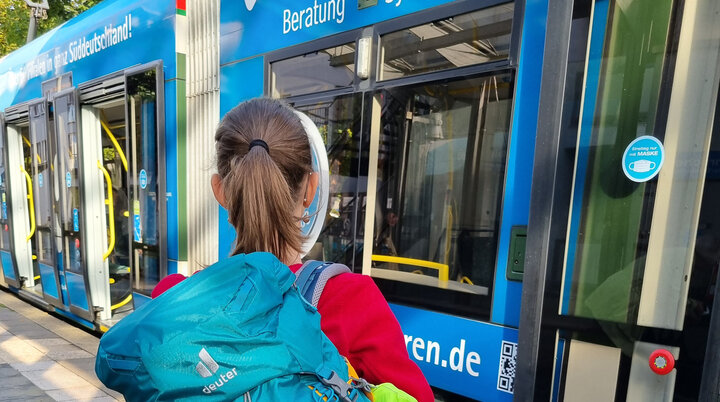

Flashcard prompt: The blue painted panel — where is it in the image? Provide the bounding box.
[164,80,179,261]
[39,263,59,299]
[218,57,265,257]
[552,338,566,402]
[1,251,16,281]
[65,271,89,311]
[491,0,548,327]
[133,291,152,309]
[391,304,518,401]
[561,0,609,314]
[0,0,176,109]
[53,307,95,330]
[167,259,178,275]
[220,0,461,64]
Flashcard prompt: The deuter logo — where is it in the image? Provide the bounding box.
[244,0,257,11]
[195,348,240,395]
[195,348,219,378]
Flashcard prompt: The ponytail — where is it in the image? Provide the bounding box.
[215,98,312,262]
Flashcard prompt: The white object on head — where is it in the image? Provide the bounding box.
[294,111,329,256]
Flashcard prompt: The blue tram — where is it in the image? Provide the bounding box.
[0,0,184,328]
[2,0,720,401]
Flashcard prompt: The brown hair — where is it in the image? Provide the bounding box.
[214,98,312,262]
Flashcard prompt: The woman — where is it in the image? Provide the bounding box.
[154,98,433,402]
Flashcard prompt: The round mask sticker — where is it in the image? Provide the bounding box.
[139,169,148,189]
[622,136,664,183]
[294,111,329,257]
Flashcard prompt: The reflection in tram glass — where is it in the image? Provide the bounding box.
[126,69,160,295]
[295,94,364,267]
[272,42,355,99]
[380,5,514,81]
[372,73,513,292]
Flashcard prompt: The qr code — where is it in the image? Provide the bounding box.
[497,340,517,394]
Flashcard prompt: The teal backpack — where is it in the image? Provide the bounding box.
[95,252,372,402]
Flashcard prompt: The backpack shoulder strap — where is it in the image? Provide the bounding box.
[294,260,351,308]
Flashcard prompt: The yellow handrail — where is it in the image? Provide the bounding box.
[97,161,115,260]
[20,166,35,241]
[100,120,128,172]
[111,294,132,310]
[371,254,449,281]
[21,136,42,164]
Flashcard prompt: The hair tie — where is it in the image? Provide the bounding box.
[249,139,269,153]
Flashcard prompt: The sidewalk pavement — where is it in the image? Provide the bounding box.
[0,290,123,401]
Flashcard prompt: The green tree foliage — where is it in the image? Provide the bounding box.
[0,0,103,56]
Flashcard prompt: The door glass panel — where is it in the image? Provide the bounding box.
[54,92,83,274]
[371,72,513,293]
[0,125,10,251]
[29,102,55,265]
[561,0,674,324]
[127,69,161,295]
[21,126,35,257]
[380,4,514,81]
[99,102,132,278]
[294,93,365,267]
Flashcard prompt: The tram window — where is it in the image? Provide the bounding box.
[293,93,365,267]
[42,73,72,98]
[379,4,514,81]
[271,43,355,98]
[126,69,161,295]
[371,73,514,293]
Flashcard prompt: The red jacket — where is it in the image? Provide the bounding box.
[152,264,434,402]
[287,264,433,402]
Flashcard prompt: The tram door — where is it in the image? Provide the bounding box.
[1,112,36,291]
[28,99,64,308]
[78,89,132,322]
[77,63,165,322]
[51,88,93,320]
[124,65,166,307]
[517,0,720,400]
[0,116,20,288]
